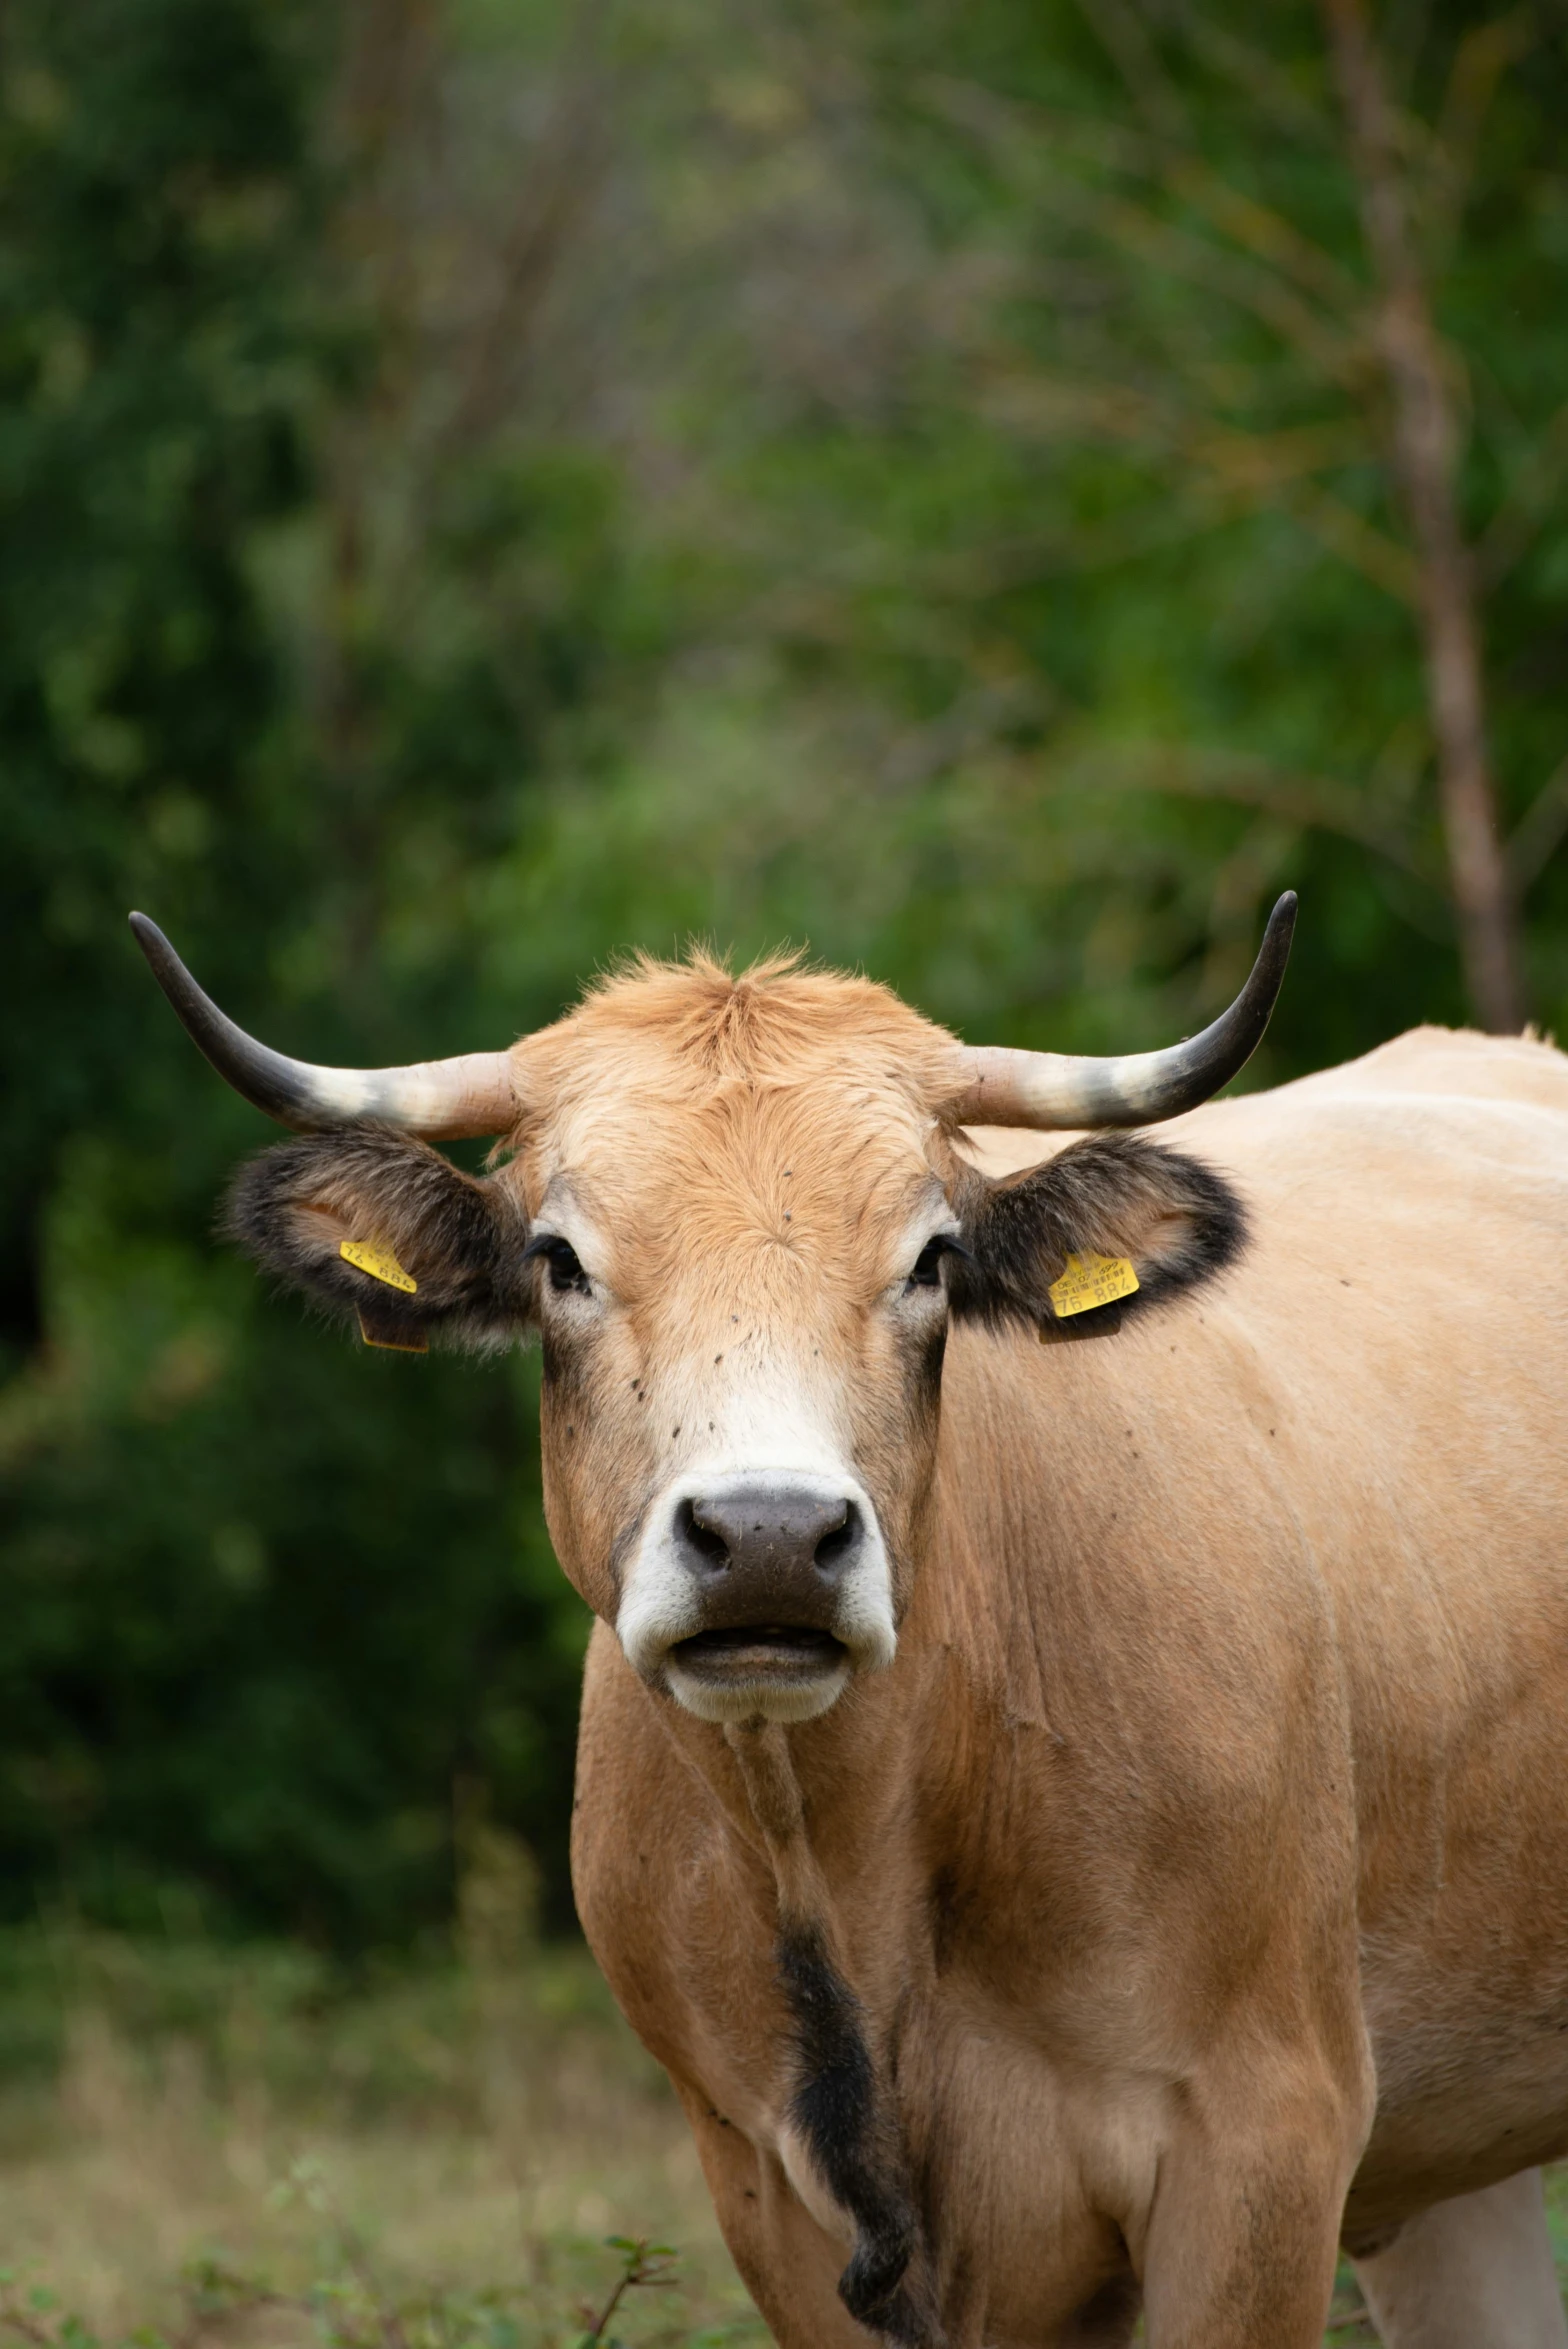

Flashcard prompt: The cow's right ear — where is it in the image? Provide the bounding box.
[946,1131,1246,1336]
[225,1129,534,1353]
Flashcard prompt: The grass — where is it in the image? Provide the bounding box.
[2,1854,1566,2349]
[0,1836,761,2349]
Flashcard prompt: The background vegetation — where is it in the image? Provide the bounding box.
[1,0,1565,2335]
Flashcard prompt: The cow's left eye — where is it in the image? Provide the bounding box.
[523,1233,592,1295]
[907,1235,964,1290]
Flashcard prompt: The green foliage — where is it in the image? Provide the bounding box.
[0,2249,762,2349]
[2,0,1566,1951]
[0,2232,761,2349]
[648,0,1568,1052]
[0,0,313,1364]
[0,0,600,1947]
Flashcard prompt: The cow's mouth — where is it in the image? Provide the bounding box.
[669,1625,849,1682]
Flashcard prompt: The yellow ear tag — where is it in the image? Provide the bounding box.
[355,1313,428,1355]
[1048,1252,1140,1319]
[340,1242,426,1353]
[339,1239,417,1294]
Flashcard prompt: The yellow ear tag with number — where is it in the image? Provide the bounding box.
[340,1241,424,1352]
[1048,1251,1139,1319]
[339,1239,417,1294]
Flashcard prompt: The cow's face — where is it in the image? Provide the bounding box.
[225,954,1246,1725]
[511,975,964,1724]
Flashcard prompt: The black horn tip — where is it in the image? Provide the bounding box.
[129,910,179,986]
[1256,890,1298,996]
[128,909,296,1115]
[129,909,176,970]
[1149,886,1298,1117]
[129,910,202,1016]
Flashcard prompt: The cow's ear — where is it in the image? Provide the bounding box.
[225,1129,533,1354]
[948,1134,1246,1335]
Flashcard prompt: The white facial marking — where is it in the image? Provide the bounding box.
[616,1383,898,1725]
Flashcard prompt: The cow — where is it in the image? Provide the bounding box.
[130,897,1568,2349]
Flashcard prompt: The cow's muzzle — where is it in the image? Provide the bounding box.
[616,1469,897,1722]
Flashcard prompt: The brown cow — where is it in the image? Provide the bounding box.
[132,901,1568,2349]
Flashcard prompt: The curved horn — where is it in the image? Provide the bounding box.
[951,892,1297,1130]
[129,914,518,1139]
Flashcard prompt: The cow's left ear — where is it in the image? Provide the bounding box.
[225,1128,533,1353]
[947,1134,1246,1334]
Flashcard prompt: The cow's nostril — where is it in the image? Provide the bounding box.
[677,1497,731,1568]
[813,1501,858,1570]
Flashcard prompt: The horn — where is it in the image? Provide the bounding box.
[129,914,518,1139]
[951,892,1297,1130]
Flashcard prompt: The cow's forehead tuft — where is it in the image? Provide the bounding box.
[502,954,957,1259]
[512,949,960,1125]
[526,1088,942,1270]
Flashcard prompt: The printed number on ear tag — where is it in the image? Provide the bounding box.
[1048,1252,1140,1319]
[340,1239,417,1293]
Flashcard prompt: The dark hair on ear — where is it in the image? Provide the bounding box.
[225,1127,531,1351]
[947,1134,1247,1335]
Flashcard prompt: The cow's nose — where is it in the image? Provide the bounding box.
[672,1480,863,1626]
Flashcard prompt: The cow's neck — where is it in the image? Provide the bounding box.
[648,1550,1054,2343]
[706,1709,943,2346]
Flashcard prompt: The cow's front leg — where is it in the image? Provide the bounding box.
[1136,2064,1367,2349]
[672,2084,875,2349]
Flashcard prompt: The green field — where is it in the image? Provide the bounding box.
[0,1902,759,2349]
[4,1903,1565,2349]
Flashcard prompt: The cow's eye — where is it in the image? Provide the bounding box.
[523,1233,591,1295]
[907,1235,964,1290]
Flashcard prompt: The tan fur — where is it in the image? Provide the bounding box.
[491,963,1568,2347]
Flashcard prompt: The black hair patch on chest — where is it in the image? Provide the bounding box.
[776,1919,940,2345]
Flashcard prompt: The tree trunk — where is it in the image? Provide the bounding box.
[1321,0,1523,1032]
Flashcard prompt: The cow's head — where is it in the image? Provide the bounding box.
[131,903,1291,1726]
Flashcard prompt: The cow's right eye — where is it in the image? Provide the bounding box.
[523,1234,591,1295]
[906,1234,967,1289]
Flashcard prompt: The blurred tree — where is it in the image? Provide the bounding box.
[0,0,314,1374]
[1322,0,1522,1028]
[597,0,1565,1057]
[0,0,629,1948]
[1,0,1564,1956]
